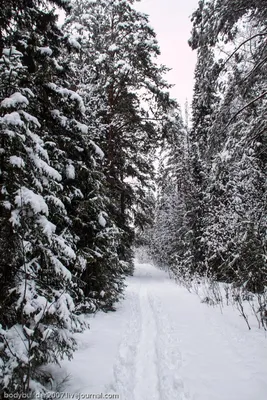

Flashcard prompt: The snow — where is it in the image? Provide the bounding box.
[115,60,132,73]
[38,47,53,56]
[48,252,72,281]
[54,236,76,260]
[22,88,35,98]
[95,54,107,64]
[37,215,56,238]
[9,155,25,168]
[1,92,29,109]
[2,324,29,370]
[2,47,23,57]
[27,148,62,181]
[23,326,35,337]
[220,149,231,162]
[108,44,119,52]
[66,163,75,179]
[75,121,88,134]
[98,212,107,227]
[20,111,41,127]
[3,201,12,210]
[57,262,267,400]
[45,195,66,213]
[67,36,81,50]
[14,187,49,215]
[51,109,68,127]
[90,140,104,159]
[0,111,24,126]
[53,59,64,72]
[47,83,86,114]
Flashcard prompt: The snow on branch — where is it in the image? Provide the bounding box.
[221,31,267,71]
[227,90,267,126]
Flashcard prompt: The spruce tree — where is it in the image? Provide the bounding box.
[189,0,267,290]
[152,111,192,281]
[0,0,90,394]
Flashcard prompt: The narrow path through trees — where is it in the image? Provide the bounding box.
[61,262,267,400]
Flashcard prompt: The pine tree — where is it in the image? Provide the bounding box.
[63,0,176,272]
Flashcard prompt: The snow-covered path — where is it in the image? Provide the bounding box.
[59,262,267,400]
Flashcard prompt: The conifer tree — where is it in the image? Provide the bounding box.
[151,111,192,280]
[151,0,267,299]
[64,0,176,272]
[152,0,267,303]
[188,0,267,290]
[0,0,91,394]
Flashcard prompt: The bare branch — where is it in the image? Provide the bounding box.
[221,31,267,70]
[243,56,267,82]
[227,90,267,126]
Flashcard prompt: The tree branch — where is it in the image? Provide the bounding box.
[221,31,267,70]
[243,56,267,82]
[227,90,267,126]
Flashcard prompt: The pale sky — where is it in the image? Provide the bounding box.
[135,0,198,109]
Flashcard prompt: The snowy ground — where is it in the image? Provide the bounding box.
[56,262,267,400]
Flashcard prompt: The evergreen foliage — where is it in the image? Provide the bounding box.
[152,0,267,314]
[63,0,175,274]
[0,0,89,394]
[0,0,176,394]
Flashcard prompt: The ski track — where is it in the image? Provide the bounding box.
[150,293,192,400]
[107,287,141,400]
[133,285,160,400]
[109,265,192,400]
[61,261,267,400]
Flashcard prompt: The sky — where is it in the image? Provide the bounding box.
[134,0,198,109]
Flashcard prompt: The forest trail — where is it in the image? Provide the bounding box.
[60,262,267,400]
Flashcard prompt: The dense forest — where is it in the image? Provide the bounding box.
[152,0,267,329]
[0,0,266,396]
